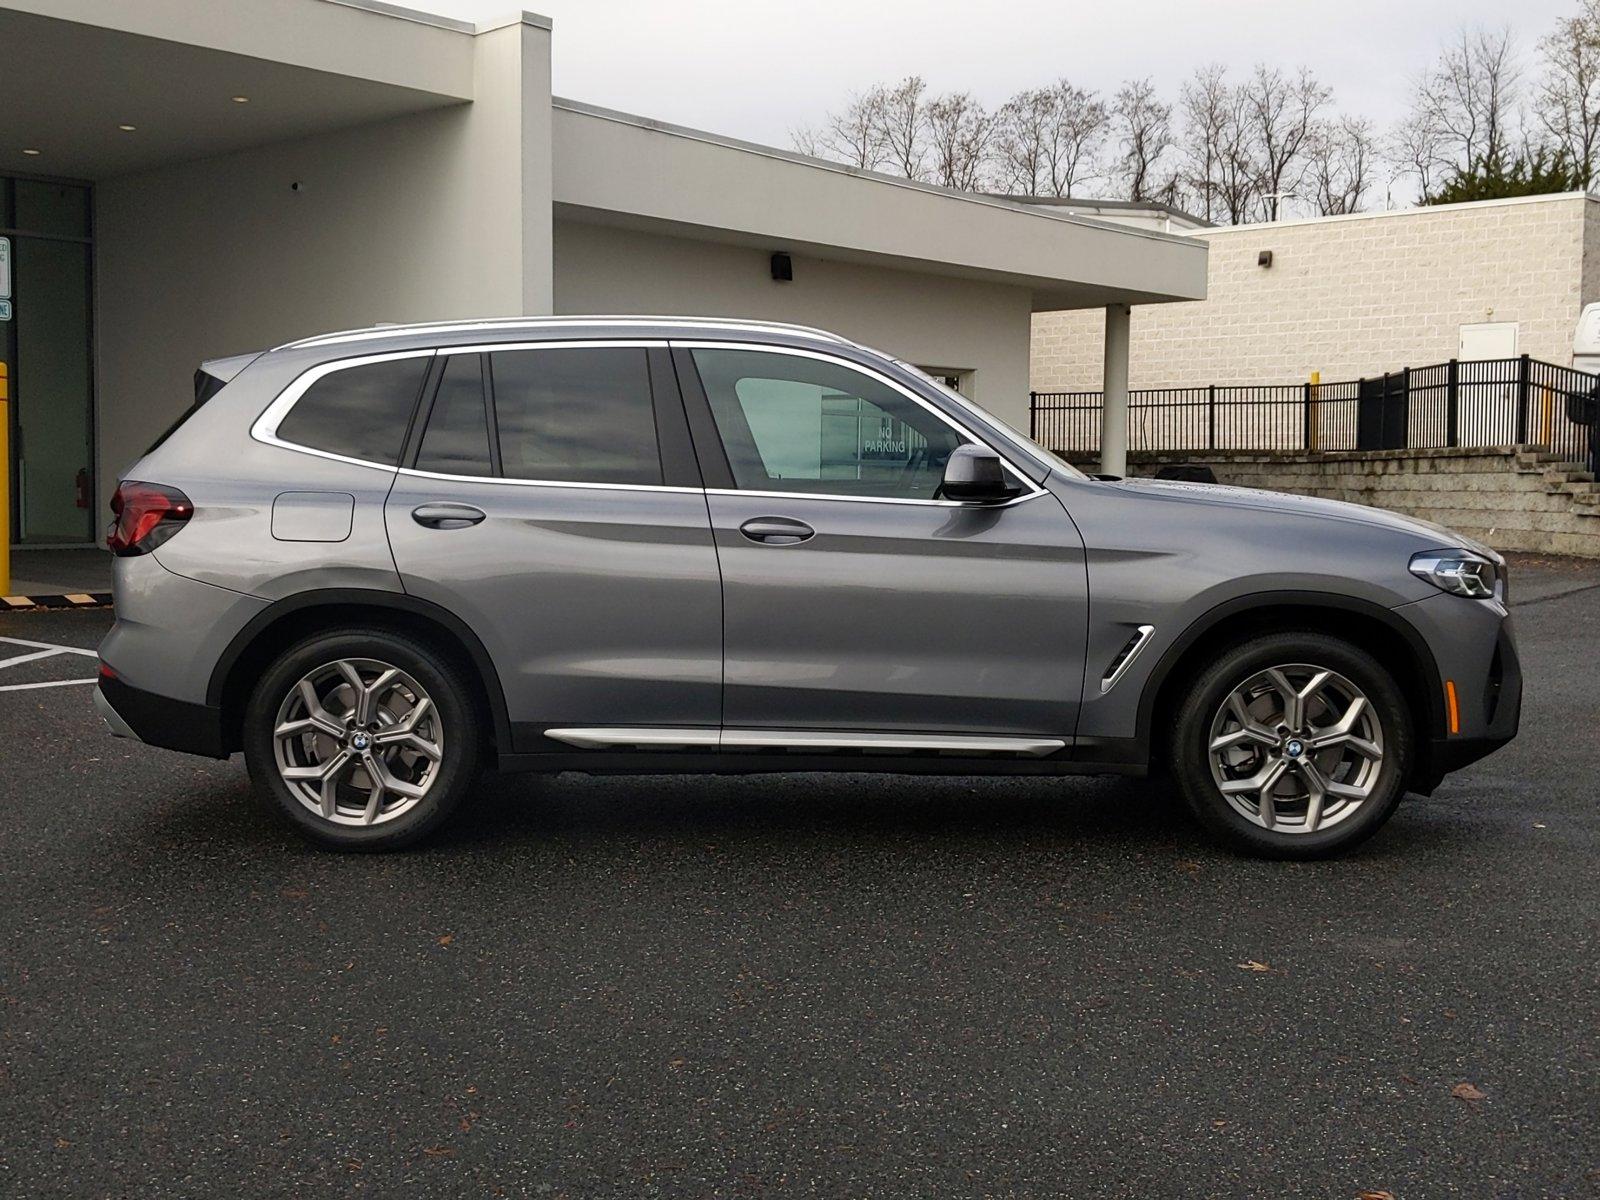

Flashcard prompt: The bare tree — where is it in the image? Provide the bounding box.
[1179,64,1233,221]
[1042,81,1109,196]
[1387,106,1448,201]
[1112,78,1176,202]
[875,76,931,180]
[925,91,995,191]
[994,87,1056,194]
[1305,115,1377,214]
[1242,65,1330,219]
[1538,0,1600,186]
[1412,27,1522,175]
[791,86,890,169]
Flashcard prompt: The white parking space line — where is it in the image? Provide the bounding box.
[0,678,98,692]
[0,648,66,669]
[0,637,100,692]
[0,635,99,658]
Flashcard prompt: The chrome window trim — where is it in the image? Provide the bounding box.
[394,467,703,495]
[671,340,1050,507]
[252,339,1050,509]
[249,348,436,471]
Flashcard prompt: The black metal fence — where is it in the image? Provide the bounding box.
[1030,355,1598,468]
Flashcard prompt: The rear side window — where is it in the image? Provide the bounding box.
[416,354,493,477]
[276,356,430,465]
[489,347,661,485]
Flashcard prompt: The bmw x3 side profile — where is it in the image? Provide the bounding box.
[96,317,1521,857]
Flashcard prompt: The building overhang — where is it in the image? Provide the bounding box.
[0,0,487,181]
[552,99,1209,313]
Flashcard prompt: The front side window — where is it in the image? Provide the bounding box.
[489,347,661,485]
[275,356,430,465]
[690,348,967,500]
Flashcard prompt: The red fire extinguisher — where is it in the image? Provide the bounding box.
[75,467,90,509]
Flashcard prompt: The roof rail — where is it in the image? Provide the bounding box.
[275,315,857,352]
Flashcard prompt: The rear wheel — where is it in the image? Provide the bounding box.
[243,629,479,850]
[1169,631,1413,859]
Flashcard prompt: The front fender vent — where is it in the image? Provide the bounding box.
[1100,625,1155,694]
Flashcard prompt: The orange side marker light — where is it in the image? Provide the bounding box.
[1445,680,1460,735]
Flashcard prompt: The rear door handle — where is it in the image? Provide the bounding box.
[412,502,486,529]
[739,516,814,545]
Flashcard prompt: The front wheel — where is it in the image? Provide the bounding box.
[1168,631,1413,859]
[242,629,480,850]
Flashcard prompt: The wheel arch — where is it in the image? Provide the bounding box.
[1140,591,1445,782]
[208,589,512,757]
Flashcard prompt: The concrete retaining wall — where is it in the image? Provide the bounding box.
[1105,447,1600,559]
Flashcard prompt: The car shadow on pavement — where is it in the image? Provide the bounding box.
[140,764,1466,867]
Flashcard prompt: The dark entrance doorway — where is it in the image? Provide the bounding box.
[2,174,94,545]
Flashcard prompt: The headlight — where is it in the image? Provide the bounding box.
[1409,550,1500,599]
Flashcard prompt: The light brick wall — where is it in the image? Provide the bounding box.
[1033,194,1600,392]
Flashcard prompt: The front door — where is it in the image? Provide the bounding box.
[675,343,1088,742]
[385,343,722,751]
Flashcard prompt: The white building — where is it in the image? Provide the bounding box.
[0,0,1205,548]
[1031,192,1600,393]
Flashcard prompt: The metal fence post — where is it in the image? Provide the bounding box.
[1208,384,1216,450]
[1446,358,1459,448]
[1029,390,1038,441]
[1516,354,1531,444]
[1302,382,1312,449]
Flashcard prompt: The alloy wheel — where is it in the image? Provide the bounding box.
[1206,663,1384,834]
[271,658,444,827]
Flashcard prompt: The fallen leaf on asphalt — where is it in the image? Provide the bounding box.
[422,1146,455,1158]
[280,888,307,900]
[1355,1191,1395,1199]
[437,934,454,947]
[1237,960,1272,972]
[1451,1082,1486,1102]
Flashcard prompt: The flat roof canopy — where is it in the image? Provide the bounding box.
[553,100,1209,312]
[0,0,476,180]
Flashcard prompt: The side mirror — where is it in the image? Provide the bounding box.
[939,444,1018,502]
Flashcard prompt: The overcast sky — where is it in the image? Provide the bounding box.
[414,0,1579,159]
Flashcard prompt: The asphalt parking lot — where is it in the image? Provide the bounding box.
[1,558,1597,1199]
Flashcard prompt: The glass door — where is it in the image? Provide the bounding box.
[1,175,95,545]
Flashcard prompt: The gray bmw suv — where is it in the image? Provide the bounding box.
[96,317,1520,857]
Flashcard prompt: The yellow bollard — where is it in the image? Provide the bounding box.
[0,359,9,597]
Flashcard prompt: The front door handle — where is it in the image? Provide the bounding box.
[739,516,814,545]
[412,502,486,530]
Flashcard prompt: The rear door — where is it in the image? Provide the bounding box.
[384,341,722,752]
[674,342,1088,746]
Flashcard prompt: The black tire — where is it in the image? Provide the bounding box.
[1168,631,1413,860]
[242,628,480,851]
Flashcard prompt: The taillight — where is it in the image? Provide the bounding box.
[107,481,192,556]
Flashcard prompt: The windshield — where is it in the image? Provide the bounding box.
[893,361,1087,481]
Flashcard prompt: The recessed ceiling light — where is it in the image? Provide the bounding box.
[118,123,137,132]
[231,95,249,104]
[22,148,41,156]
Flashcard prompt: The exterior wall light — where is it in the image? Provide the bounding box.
[1257,250,1273,268]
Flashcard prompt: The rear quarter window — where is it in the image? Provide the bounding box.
[275,356,431,465]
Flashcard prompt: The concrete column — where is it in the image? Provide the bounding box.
[1101,303,1131,477]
